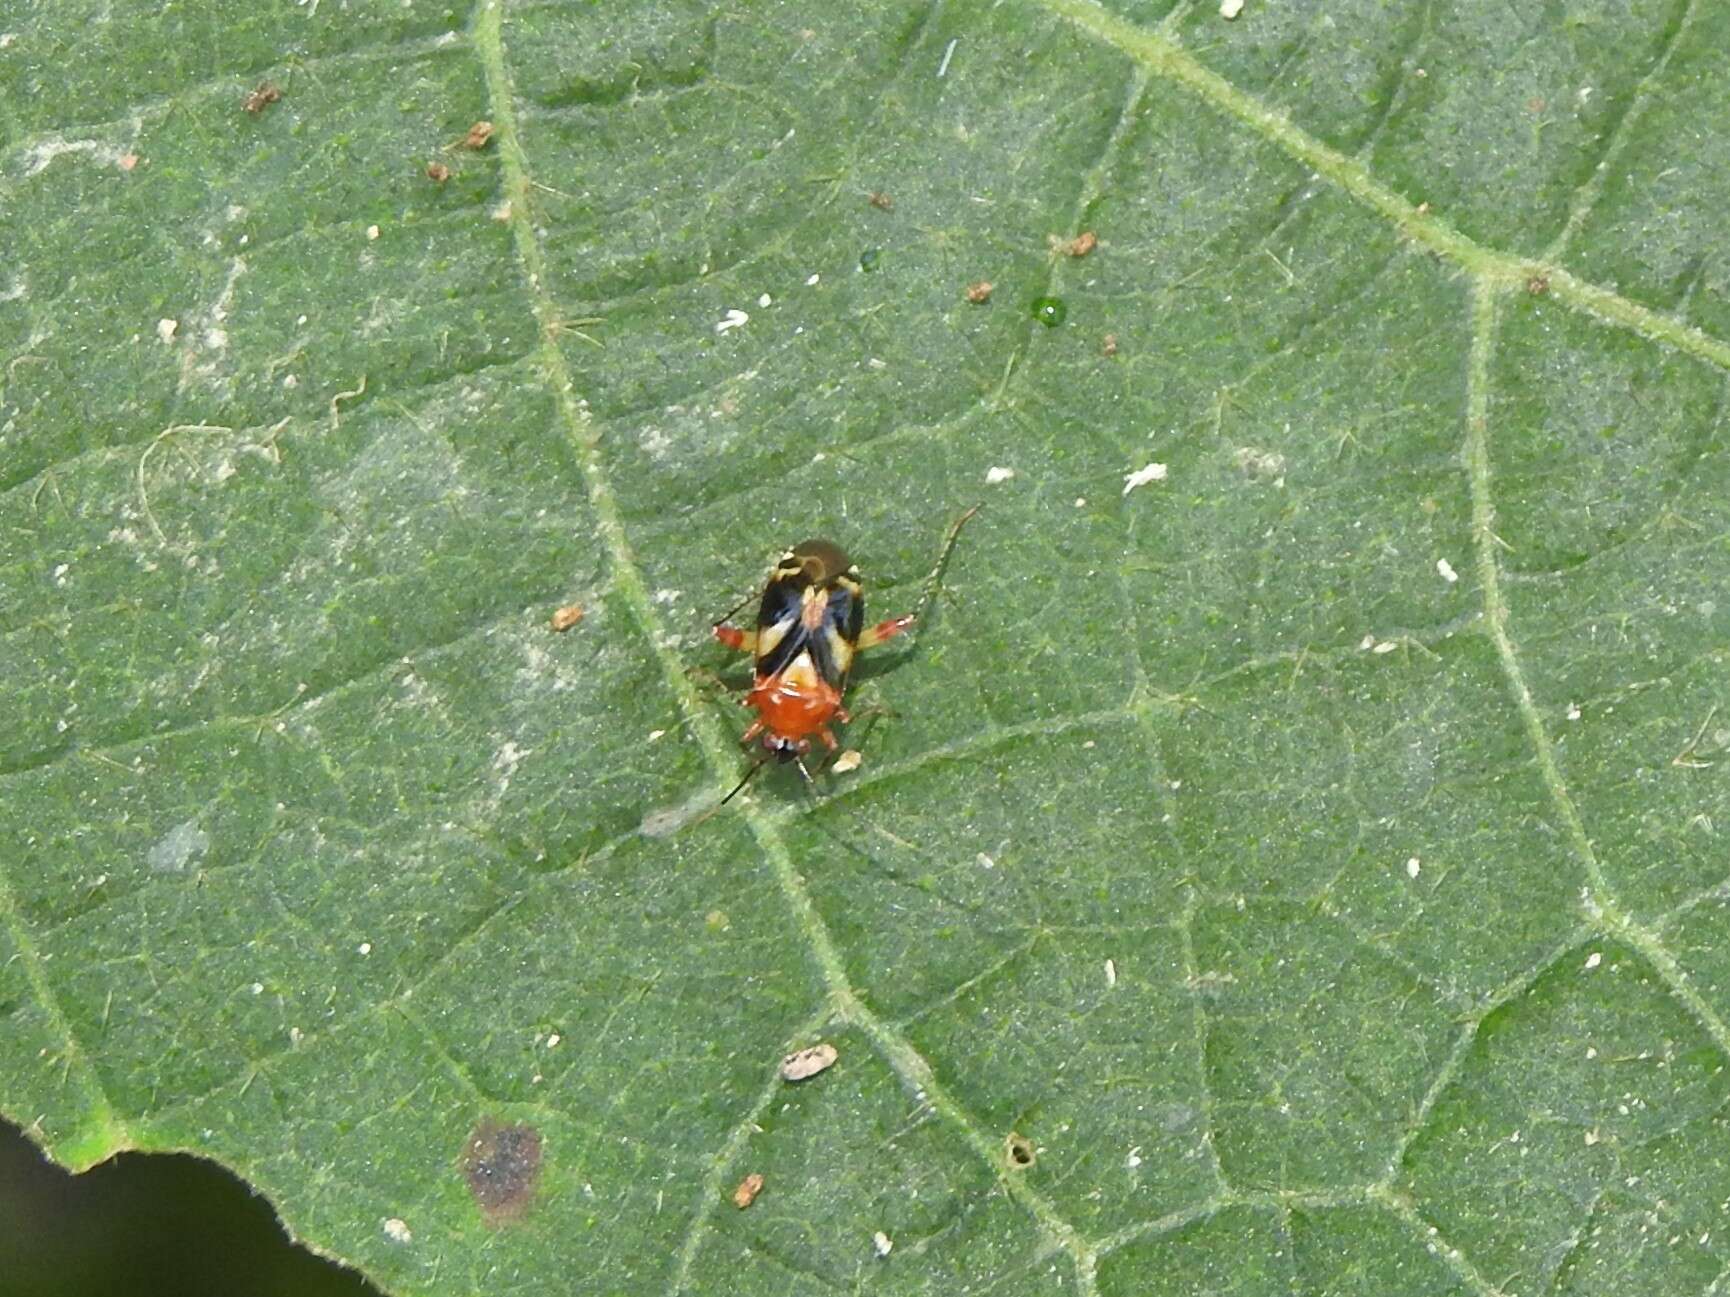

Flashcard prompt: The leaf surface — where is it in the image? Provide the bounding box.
[3,1,1729,1293]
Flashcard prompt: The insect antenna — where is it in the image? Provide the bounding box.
[718,756,768,807]
[905,504,981,646]
[710,587,758,630]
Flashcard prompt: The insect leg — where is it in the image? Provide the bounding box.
[713,624,758,653]
[857,614,915,650]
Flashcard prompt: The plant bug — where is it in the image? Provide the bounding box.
[712,509,977,802]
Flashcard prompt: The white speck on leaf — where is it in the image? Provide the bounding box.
[1125,1146,1143,1169]
[148,821,209,873]
[757,292,771,308]
[1585,951,1602,970]
[873,1230,893,1258]
[1567,702,1582,720]
[546,1033,562,1049]
[780,1043,839,1081]
[937,36,957,77]
[357,942,372,956]
[647,729,666,742]
[156,318,178,344]
[1220,0,1244,15]
[1436,558,1459,583]
[1122,462,1167,494]
[985,465,1015,484]
[715,308,749,334]
[1372,640,1398,654]
[382,1218,412,1244]
[1105,959,1117,987]
[1406,857,1421,879]
[805,273,820,286]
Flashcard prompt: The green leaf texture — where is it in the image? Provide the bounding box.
[4,1,1730,1293]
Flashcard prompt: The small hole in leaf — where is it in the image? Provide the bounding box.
[1005,1133,1036,1168]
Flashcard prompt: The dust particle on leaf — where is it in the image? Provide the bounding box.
[830,749,863,774]
[242,81,282,115]
[462,120,495,150]
[1005,1132,1036,1168]
[732,1172,764,1209]
[780,1042,839,1081]
[964,280,993,304]
[460,1120,542,1222]
[1051,230,1097,258]
[425,161,451,183]
[1102,333,1118,357]
[867,191,894,211]
[549,604,584,632]
[1526,274,1549,296]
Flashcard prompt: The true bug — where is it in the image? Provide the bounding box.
[711,509,977,802]
[713,540,909,776]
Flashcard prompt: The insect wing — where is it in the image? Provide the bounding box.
[808,578,862,689]
[751,572,809,679]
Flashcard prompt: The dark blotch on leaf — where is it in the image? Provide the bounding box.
[461,1119,542,1222]
[1005,1132,1036,1168]
[1030,296,1066,328]
[859,247,881,272]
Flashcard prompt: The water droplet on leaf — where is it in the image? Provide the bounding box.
[1031,296,1066,327]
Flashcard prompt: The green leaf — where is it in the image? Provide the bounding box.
[4,1,1729,1293]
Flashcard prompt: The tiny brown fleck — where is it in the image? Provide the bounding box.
[964,280,993,304]
[1102,333,1118,357]
[732,1172,764,1209]
[1005,1132,1035,1168]
[463,120,495,150]
[1415,201,1431,215]
[426,161,452,183]
[549,604,584,632]
[118,153,140,172]
[1525,275,1549,296]
[780,1042,839,1081]
[1050,231,1097,258]
[461,1120,542,1223]
[243,82,282,115]
[867,191,894,211]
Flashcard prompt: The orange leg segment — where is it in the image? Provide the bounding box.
[858,614,914,651]
[714,624,757,653]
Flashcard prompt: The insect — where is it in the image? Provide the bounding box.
[713,539,910,785]
[710,509,976,802]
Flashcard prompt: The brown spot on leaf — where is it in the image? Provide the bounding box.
[243,82,282,115]
[462,120,495,150]
[426,161,452,183]
[549,603,584,632]
[461,1120,542,1222]
[732,1172,764,1208]
[1005,1132,1035,1168]
[867,191,894,211]
[964,280,993,304]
